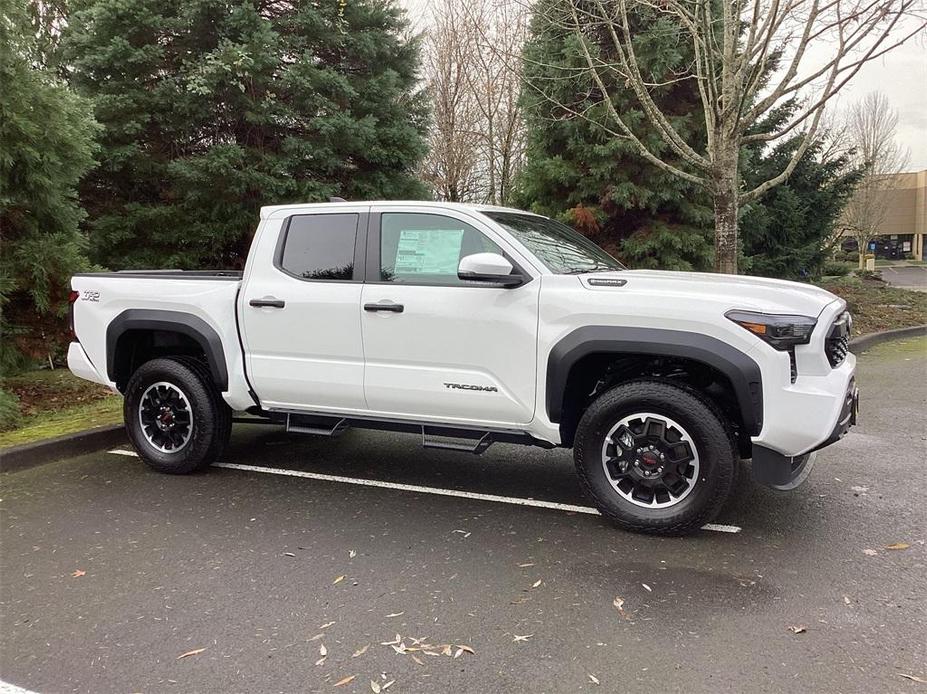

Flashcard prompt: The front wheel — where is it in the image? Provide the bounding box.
[124,357,231,474]
[573,379,736,535]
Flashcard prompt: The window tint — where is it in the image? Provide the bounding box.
[380,213,504,285]
[280,214,358,281]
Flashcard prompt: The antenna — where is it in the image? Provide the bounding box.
[329,196,347,203]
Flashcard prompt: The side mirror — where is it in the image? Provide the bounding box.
[458,253,525,287]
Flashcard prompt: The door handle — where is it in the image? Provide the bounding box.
[249,297,286,309]
[364,302,404,313]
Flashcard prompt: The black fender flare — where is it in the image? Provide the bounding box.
[545,326,763,436]
[106,309,228,390]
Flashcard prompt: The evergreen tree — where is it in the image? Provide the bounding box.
[0,0,99,371]
[514,0,713,271]
[740,137,861,280]
[63,0,429,270]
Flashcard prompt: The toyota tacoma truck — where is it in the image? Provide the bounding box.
[67,201,859,534]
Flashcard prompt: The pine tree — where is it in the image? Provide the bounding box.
[63,0,429,270]
[514,0,713,271]
[740,137,861,280]
[0,0,99,371]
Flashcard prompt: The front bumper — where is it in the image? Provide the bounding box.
[753,378,858,490]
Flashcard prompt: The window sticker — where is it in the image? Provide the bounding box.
[394,229,465,275]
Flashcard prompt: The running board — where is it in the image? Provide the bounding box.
[286,414,349,437]
[266,409,555,452]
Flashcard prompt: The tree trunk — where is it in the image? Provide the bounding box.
[858,250,865,269]
[712,183,739,274]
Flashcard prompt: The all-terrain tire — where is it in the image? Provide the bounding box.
[573,379,736,535]
[124,357,232,474]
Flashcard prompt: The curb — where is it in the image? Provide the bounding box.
[0,425,127,474]
[848,324,927,353]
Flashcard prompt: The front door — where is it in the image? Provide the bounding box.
[361,208,540,425]
[240,209,368,412]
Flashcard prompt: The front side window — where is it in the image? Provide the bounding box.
[483,212,624,274]
[279,213,358,281]
[379,213,504,285]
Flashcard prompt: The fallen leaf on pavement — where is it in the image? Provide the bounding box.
[283,552,295,557]
[382,681,395,690]
[886,543,910,550]
[349,549,357,558]
[352,644,369,658]
[843,596,851,605]
[531,579,542,589]
[334,675,356,687]
[518,562,535,568]
[613,596,625,612]
[788,626,806,634]
[411,655,424,666]
[71,570,86,578]
[333,576,345,585]
[321,621,336,629]
[899,674,926,683]
[176,648,206,660]
[863,549,878,556]
[589,674,600,685]
[457,644,474,655]
[320,644,327,657]
[371,680,381,693]
[386,612,404,618]
[642,583,652,592]
[513,634,533,642]
[310,633,325,641]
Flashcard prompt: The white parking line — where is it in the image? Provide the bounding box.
[0,681,40,694]
[106,449,741,533]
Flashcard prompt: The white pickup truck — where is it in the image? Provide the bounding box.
[68,201,858,534]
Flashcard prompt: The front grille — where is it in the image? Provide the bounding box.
[825,312,851,367]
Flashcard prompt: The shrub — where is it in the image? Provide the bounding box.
[0,387,22,432]
[822,261,854,277]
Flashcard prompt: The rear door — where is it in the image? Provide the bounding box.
[239,208,368,411]
[360,207,540,425]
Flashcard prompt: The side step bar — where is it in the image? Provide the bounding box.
[278,412,552,454]
[287,414,349,437]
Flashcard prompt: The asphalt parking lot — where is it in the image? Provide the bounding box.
[2,338,925,693]
[883,263,927,291]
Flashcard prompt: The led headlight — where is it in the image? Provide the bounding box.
[725,310,817,350]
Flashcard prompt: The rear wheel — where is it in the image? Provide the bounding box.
[573,379,736,535]
[124,357,231,474]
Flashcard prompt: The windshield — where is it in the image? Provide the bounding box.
[483,212,625,274]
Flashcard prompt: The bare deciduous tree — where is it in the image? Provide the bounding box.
[420,0,529,205]
[840,92,910,267]
[528,0,925,273]
[419,0,483,202]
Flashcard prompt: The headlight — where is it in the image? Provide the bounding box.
[725,310,817,350]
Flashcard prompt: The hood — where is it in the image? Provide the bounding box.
[582,269,841,318]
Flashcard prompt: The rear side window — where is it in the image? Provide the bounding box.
[279,214,358,281]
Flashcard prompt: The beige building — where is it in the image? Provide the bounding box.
[843,169,926,260]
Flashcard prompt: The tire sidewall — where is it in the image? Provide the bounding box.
[575,381,735,530]
[124,359,219,473]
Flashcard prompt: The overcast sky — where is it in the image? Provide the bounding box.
[401,1,926,170]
